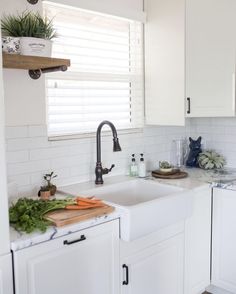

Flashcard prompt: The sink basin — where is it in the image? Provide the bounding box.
[60,178,193,241]
[82,179,184,206]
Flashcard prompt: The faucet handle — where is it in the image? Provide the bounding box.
[109,164,115,172]
[102,164,115,175]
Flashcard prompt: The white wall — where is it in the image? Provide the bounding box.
[0,30,10,255]
[1,0,45,126]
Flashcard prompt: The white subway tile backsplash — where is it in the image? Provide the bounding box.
[28,125,47,137]
[8,174,31,187]
[30,146,69,161]
[7,150,29,163]
[7,160,50,176]
[7,137,50,151]
[6,124,185,197]
[10,119,236,197]
[6,126,28,139]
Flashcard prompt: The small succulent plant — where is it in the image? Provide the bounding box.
[39,172,58,196]
[198,150,226,170]
[159,161,172,169]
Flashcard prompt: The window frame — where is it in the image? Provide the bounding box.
[44,3,145,140]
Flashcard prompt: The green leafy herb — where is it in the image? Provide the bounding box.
[9,198,76,234]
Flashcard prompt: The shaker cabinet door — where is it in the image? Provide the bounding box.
[212,188,236,293]
[144,0,185,126]
[13,220,120,294]
[121,233,184,294]
[186,0,236,117]
[184,187,211,294]
[0,254,14,294]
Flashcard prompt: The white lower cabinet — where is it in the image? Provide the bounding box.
[13,220,120,294]
[121,224,185,294]
[212,188,236,293]
[184,187,211,294]
[0,254,14,294]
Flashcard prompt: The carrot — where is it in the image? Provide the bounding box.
[76,197,102,204]
[65,203,105,210]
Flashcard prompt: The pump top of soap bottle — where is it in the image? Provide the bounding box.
[132,154,136,162]
[138,153,146,178]
[130,154,138,176]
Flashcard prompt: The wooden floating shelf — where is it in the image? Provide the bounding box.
[2,53,71,79]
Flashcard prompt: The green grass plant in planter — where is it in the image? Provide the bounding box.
[1,11,57,57]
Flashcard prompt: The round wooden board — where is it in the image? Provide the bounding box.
[152,171,188,179]
[153,169,180,176]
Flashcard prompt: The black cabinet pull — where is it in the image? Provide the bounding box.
[63,235,86,245]
[122,264,129,285]
[187,97,191,114]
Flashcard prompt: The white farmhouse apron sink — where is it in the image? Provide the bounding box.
[60,178,192,241]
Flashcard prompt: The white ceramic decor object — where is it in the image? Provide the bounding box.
[2,37,20,54]
[20,37,52,57]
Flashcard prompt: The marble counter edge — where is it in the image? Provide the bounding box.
[10,210,121,252]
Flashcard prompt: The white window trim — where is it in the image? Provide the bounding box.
[48,127,143,141]
[44,2,145,139]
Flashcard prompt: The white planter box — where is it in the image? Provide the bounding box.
[20,37,52,57]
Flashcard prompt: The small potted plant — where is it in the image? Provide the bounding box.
[1,11,57,57]
[38,186,51,200]
[159,161,173,173]
[43,172,58,196]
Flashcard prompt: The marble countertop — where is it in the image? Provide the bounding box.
[11,210,121,251]
[10,167,236,252]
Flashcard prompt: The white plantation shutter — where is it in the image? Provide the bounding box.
[44,2,144,137]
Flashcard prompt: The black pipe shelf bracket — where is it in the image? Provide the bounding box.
[28,65,68,80]
[27,0,39,4]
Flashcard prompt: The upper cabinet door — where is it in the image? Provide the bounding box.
[186,0,236,117]
[144,0,185,126]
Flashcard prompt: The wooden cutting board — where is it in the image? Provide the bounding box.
[45,205,115,227]
[152,170,188,179]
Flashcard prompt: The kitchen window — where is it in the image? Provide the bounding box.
[43,2,144,138]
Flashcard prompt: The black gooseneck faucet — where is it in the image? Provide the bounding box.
[95,121,122,185]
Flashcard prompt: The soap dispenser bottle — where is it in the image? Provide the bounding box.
[130,154,138,177]
[138,153,146,178]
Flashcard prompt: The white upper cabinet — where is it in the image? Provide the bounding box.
[186,0,236,117]
[144,0,185,126]
[145,0,236,125]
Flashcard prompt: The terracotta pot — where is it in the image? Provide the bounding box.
[39,190,51,200]
[49,185,57,196]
